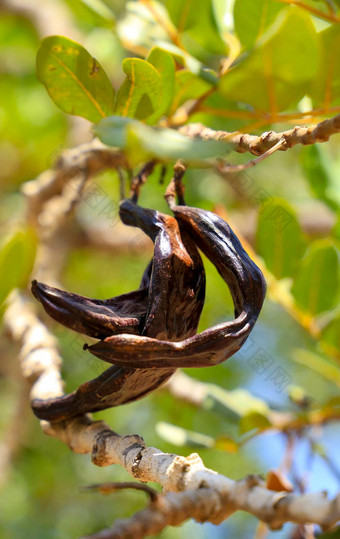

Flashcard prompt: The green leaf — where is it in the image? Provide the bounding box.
[234,0,285,50]
[166,0,227,56]
[94,115,230,164]
[146,47,175,122]
[0,228,37,306]
[214,435,239,453]
[202,386,269,419]
[171,69,213,113]
[292,239,340,315]
[310,25,340,108]
[239,411,271,435]
[94,115,132,147]
[0,13,39,73]
[219,9,319,112]
[63,0,115,28]
[117,1,171,53]
[114,58,161,121]
[322,315,340,356]
[300,145,340,212]
[256,198,306,279]
[292,349,340,387]
[156,422,214,448]
[36,35,114,122]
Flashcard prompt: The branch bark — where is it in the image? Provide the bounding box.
[179,112,340,155]
[4,290,340,537]
[21,111,340,228]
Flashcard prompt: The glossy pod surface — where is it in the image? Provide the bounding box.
[31,200,205,420]
[88,204,266,369]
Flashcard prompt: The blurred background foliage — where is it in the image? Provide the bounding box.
[1,0,340,538]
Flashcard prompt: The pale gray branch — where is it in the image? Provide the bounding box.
[4,294,340,537]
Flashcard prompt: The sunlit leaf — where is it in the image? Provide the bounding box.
[170,69,213,113]
[234,0,285,50]
[167,0,227,57]
[202,386,270,418]
[156,422,213,447]
[117,1,171,53]
[63,0,115,28]
[300,145,340,212]
[0,13,39,73]
[239,411,271,434]
[0,228,37,306]
[146,47,175,122]
[115,57,161,121]
[36,35,114,122]
[219,9,319,112]
[256,198,307,279]
[292,349,340,387]
[310,24,340,108]
[214,435,239,453]
[322,315,340,357]
[292,239,340,315]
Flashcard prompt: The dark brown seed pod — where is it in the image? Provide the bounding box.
[88,203,266,369]
[31,200,205,420]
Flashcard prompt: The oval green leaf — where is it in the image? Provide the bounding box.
[203,386,269,418]
[300,145,340,212]
[115,58,161,121]
[171,69,213,114]
[63,0,115,28]
[292,239,340,316]
[239,411,271,435]
[214,435,239,454]
[310,25,340,108]
[36,35,114,122]
[219,9,319,112]
[146,47,175,123]
[0,228,37,306]
[156,422,213,448]
[167,0,227,56]
[234,0,285,50]
[321,315,340,355]
[256,198,306,279]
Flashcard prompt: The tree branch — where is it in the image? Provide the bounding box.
[22,139,127,224]
[4,292,340,537]
[21,112,340,227]
[179,113,340,155]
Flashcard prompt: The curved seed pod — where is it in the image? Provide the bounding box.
[31,281,149,339]
[88,204,266,369]
[31,200,205,420]
[31,257,154,339]
[119,200,206,341]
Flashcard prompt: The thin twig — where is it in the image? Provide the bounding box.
[81,482,160,502]
[130,160,156,202]
[117,167,126,201]
[217,138,286,173]
[276,0,340,23]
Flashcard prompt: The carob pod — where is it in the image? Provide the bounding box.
[88,200,266,369]
[31,200,205,420]
[31,261,153,339]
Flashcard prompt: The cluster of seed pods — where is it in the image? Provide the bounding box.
[31,178,266,421]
